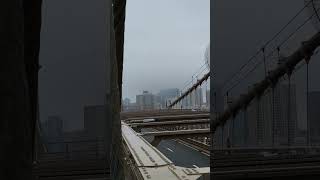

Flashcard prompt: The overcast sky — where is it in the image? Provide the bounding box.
[123,0,210,102]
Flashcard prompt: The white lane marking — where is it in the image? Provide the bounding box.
[166,147,174,152]
[175,140,210,157]
[193,165,199,168]
[201,151,210,156]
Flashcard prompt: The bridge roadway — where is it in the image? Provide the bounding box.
[130,119,209,128]
[140,128,210,139]
[121,110,209,119]
[123,112,209,123]
[155,139,209,168]
[122,123,210,180]
[141,128,209,168]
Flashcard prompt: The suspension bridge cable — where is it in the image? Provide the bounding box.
[223,9,317,94]
[182,66,210,92]
[311,0,320,23]
[181,62,207,90]
[220,1,313,91]
[182,65,206,91]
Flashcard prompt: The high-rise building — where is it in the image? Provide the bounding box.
[136,91,155,110]
[154,95,162,109]
[193,87,203,108]
[122,98,132,111]
[206,90,210,109]
[123,98,130,106]
[158,88,180,108]
[181,95,190,109]
[308,91,320,144]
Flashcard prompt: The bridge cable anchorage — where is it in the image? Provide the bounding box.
[212,31,320,133]
[220,1,312,92]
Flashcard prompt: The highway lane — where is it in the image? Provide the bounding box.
[156,139,209,168]
[140,128,209,168]
[142,135,209,168]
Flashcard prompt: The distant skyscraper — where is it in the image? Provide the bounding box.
[181,95,190,109]
[136,91,155,110]
[158,88,179,108]
[206,90,210,109]
[123,98,130,106]
[122,98,131,111]
[194,87,203,108]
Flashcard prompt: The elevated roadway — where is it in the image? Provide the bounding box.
[122,123,209,180]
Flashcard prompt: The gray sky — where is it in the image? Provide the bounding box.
[123,0,210,101]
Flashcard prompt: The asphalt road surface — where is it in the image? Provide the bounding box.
[156,139,209,168]
[141,128,209,168]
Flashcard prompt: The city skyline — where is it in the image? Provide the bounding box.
[122,0,210,101]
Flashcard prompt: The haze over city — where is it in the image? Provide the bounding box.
[123,0,210,102]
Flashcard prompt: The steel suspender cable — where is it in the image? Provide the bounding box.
[262,47,267,77]
[225,10,318,94]
[306,60,310,146]
[221,1,313,92]
[288,73,292,146]
[312,0,320,23]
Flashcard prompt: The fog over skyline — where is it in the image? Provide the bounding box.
[123,0,210,102]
